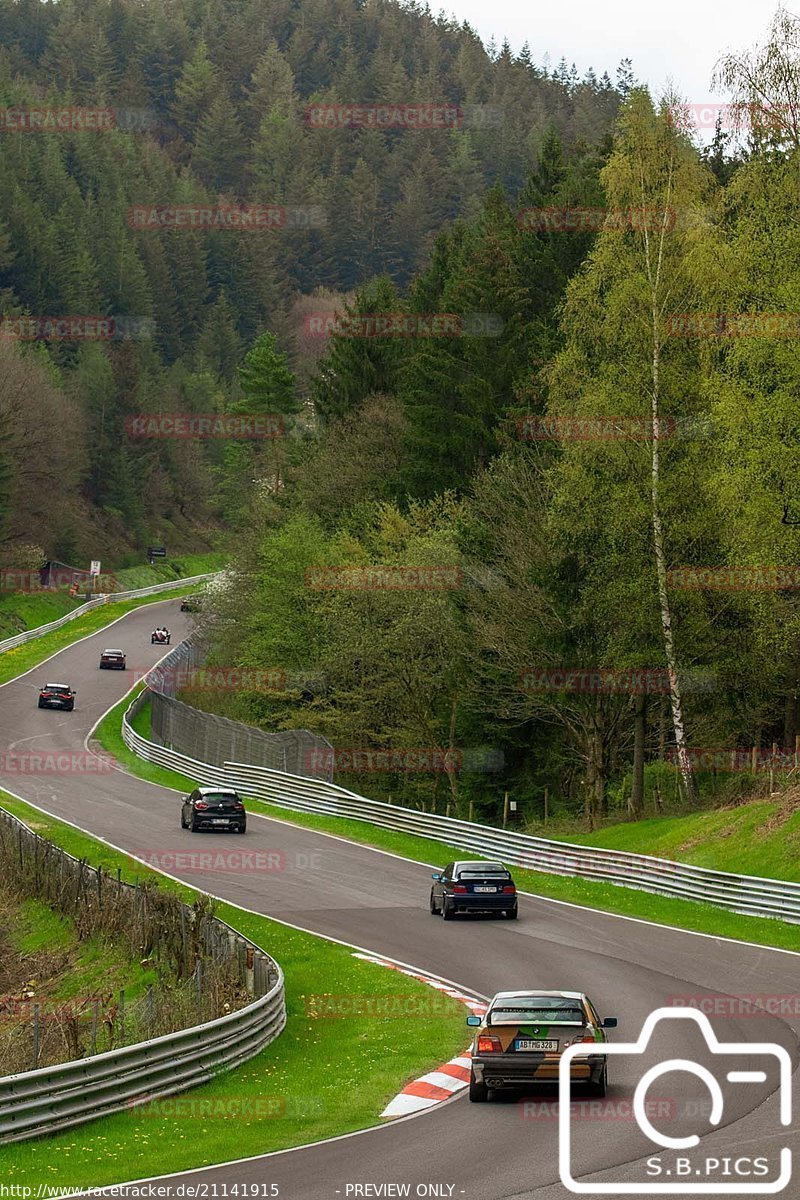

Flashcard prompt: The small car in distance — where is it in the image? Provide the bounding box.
[38,683,76,711]
[99,648,126,670]
[180,596,201,612]
[466,990,617,1102]
[151,626,171,645]
[430,860,517,920]
[181,786,246,833]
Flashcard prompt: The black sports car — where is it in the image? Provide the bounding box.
[430,860,518,920]
[38,683,76,711]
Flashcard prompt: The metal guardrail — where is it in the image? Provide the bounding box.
[120,703,800,925]
[0,574,215,655]
[0,804,286,1144]
[141,637,334,780]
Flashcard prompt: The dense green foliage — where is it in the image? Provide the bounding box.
[196,14,800,829]
[0,0,623,562]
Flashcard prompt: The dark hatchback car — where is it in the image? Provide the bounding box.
[38,683,76,711]
[430,860,517,920]
[181,786,246,833]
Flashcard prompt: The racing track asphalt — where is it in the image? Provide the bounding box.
[0,600,797,1200]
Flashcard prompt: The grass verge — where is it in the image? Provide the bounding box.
[0,591,80,640]
[92,699,800,955]
[10,896,161,1004]
[113,552,226,592]
[538,803,800,883]
[0,792,468,1189]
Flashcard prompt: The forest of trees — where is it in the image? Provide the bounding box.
[4,0,799,827]
[0,0,624,564]
[186,12,800,827]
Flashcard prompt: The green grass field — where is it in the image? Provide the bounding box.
[0,589,81,640]
[539,802,800,882]
[112,551,225,592]
[11,896,161,1003]
[0,793,468,1188]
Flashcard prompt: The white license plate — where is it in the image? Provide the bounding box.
[474,886,497,893]
[210,818,229,824]
[515,1039,558,1052]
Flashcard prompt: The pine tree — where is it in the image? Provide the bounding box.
[172,42,219,140]
[193,88,248,193]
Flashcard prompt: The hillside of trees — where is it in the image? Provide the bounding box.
[0,0,625,566]
[191,13,800,826]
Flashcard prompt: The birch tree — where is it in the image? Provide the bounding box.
[546,90,720,805]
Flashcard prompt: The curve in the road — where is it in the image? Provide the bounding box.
[0,600,797,1200]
